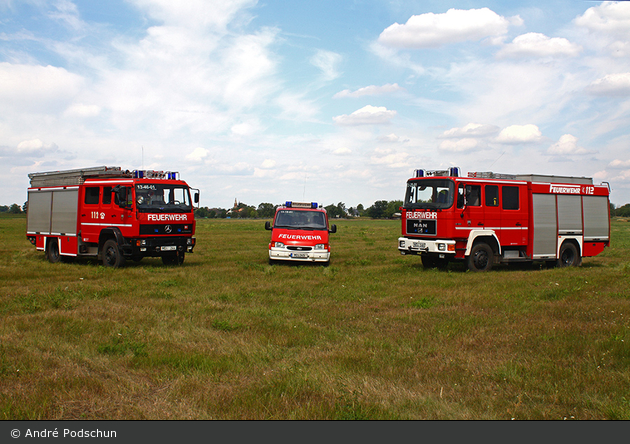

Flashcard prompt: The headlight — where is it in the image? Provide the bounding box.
[274,242,285,248]
[314,244,325,250]
[438,243,446,251]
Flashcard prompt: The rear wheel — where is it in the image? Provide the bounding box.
[102,239,126,268]
[46,240,61,263]
[467,243,493,272]
[557,242,580,267]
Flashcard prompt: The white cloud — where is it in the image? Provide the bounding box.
[333,83,404,99]
[370,148,410,168]
[585,73,630,97]
[333,105,397,126]
[16,139,59,157]
[0,63,83,113]
[546,134,593,155]
[130,0,257,30]
[575,1,630,39]
[497,33,582,58]
[310,49,342,81]
[439,123,499,138]
[495,124,542,144]
[377,8,514,49]
[439,138,479,153]
[185,147,209,162]
[332,147,352,155]
[377,133,409,143]
[260,159,276,168]
[63,103,101,118]
[609,159,630,168]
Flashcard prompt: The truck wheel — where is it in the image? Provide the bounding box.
[162,251,184,266]
[102,239,126,268]
[467,243,493,272]
[46,240,61,263]
[557,242,580,267]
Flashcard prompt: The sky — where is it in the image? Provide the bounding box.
[1,0,630,209]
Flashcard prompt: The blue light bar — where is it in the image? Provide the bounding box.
[311,202,318,209]
[285,201,292,208]
[414,169,425,177]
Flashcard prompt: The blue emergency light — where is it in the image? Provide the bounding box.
[285,201,319,209]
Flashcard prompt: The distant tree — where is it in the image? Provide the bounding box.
[325,202,347,218]
[615,203,630,217]
[367,200,389,218]
[257,202,276,218]
[356,203,365,217]
[385,200,403,218]
[0,205,8,213]
[9,203,21,214]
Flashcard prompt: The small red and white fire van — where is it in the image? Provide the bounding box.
[265,201,337,264]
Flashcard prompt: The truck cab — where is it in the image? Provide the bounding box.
[265,201,336,265]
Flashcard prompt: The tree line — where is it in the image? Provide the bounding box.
[194,200,404,219]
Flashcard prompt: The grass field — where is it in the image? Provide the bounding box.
[1,214,629,420]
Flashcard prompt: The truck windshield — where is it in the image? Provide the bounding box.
[135,184,192,213]
[404,179,455,210]
[274,210,328,230]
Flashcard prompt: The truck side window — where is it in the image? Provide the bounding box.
[85,187,99,205]
[466,185,481,206]
[503,186,519,210]
[102,186,112,205]
[485,185,499,207]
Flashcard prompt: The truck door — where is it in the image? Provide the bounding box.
[501,185,528,246]
[458,183,485,232]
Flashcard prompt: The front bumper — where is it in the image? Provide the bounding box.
[129,236,195,257]
[269,247,330,262]
[398,237,456,255]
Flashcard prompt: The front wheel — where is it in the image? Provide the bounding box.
[467,243,493,272]
[102,239,126,268]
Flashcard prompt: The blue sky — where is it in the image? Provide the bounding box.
[1,0,630,209]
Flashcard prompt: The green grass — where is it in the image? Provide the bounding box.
[1,213,629,419]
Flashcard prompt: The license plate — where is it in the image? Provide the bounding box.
[161,246,176,251]
[412,242,426,249]
[291,252,308,258]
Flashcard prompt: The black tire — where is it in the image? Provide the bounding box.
[162,251,184,266]
[467,243,493,272]
[557,242,580,268]
[102,239,126,268]
[46,240,61,263]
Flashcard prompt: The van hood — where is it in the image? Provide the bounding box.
[271,228,329,246]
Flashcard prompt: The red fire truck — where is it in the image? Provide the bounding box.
[398,167,610,272]
[265,201,337,264]
[26,166,199,267]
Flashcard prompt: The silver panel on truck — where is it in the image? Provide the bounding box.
[582,195,610,241]
[51,189,78,235]
[532,194,557,258]
[26,188,78,235]
[557,195,583,234]
[27,190,52,234]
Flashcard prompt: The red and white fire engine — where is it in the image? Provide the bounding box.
[398,167,610,272]
[265,201,337,264]
[26,166,199,267]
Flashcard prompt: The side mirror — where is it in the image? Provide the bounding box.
[194,192,199,204]
[329,224,337,234]
[265,221,272,230]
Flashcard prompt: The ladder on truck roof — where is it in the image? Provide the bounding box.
[28,166,130,187]
[468,171,593,185]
